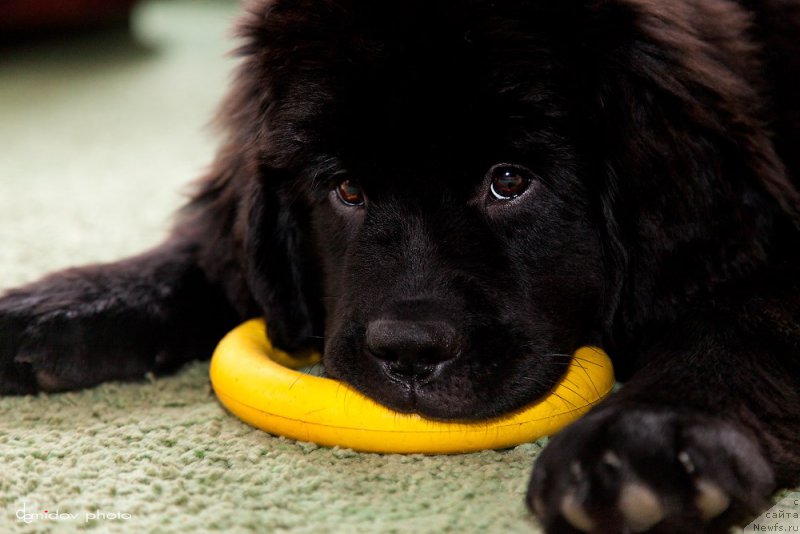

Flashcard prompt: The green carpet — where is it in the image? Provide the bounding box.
[0,2,544,532]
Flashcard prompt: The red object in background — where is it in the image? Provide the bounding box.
[0,0,139,36]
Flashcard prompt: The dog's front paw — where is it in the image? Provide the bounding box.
[0,281,160,395]
[527,406,776,533]
[0,287,96,394]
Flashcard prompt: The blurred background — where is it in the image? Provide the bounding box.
[0,0,239,288]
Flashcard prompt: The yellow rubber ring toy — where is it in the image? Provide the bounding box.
[210,319,615,454]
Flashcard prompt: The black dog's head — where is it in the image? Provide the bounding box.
[206,0,799,420]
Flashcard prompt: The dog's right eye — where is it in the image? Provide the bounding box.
[335,180,365,207]
[489,166,530,200]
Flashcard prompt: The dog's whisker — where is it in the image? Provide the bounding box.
[548,391,579,410]
[556,382,591,405]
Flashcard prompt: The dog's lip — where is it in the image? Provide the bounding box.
[325,355,443,415]
[376,357,451,387]
[325,342,571,420]
[383,354,574,420]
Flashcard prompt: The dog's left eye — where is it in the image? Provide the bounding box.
[490,166,530,200]
[335,180,365,206]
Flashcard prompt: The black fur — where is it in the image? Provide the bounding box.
[1,1,798,531]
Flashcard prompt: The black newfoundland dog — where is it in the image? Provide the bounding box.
[2,0,799,531]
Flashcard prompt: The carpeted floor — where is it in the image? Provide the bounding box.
[0,2,545,532]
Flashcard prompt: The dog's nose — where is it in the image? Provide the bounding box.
[366,319,460,379]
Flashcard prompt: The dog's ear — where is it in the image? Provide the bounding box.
[241,172,324,353]
[179,146,324,354]
[177,1,327,354]
[581,1,800,350]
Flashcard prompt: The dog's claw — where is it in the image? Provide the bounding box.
[618,482,664,532]
[560,490,595,532]
[694,478,730,520]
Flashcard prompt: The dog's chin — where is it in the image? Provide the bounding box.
[325,350,570,421]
